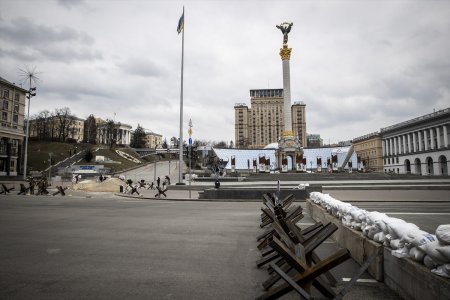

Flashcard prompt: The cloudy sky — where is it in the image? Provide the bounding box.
[1,0,449,145]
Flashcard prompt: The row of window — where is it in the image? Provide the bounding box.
[2,99,20,113]
[1,89,20,101]
[1,112,19,123]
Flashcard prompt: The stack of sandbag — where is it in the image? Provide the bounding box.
[309,192,450,278]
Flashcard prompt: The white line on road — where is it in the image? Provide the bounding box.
[341,278,378,283]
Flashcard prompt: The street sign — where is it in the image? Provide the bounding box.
[189,137,192,145]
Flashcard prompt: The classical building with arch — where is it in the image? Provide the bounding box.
[381,108,449,176]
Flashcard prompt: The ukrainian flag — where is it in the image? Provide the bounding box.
[177,10,184,34]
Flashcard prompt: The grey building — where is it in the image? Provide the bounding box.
[381,108,449,175]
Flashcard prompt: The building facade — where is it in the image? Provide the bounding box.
[144,131,163,149]
[381,108,449,175]
[234,89,307,149]
[352,132,383,172]
[29,115,85,142]
[307,134,323,148]
[96,121,132,146]
[0,76,27,176]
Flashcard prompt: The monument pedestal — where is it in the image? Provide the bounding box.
[277,134,303,173]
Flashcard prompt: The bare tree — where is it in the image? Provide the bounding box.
[105,119,116,149]
[55,107,73,142]
[83,114,97,144]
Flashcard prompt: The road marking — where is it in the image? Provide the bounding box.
[385,212,450,215]
[120,200,145,203]
[47,248,61,254]
[342,278,377,283]
[296,223,315,226]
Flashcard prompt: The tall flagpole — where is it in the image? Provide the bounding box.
[178,6,185,184]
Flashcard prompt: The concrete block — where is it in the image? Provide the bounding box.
[306,199,384,281]
[384,247,450,300]
[200,186,322,200]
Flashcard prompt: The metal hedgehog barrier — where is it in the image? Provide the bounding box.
[255,193,379,299]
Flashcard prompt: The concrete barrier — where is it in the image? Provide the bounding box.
[305,199,383,280]
[306,199,450,300]
[384,247,450,300]
[200,186,322,200]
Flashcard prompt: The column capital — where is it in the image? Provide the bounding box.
[279,44,292,60]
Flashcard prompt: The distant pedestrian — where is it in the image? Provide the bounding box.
[99,174,104,182]
[157,177,160,188]
[75,174,79,184]
[165,175,171,185]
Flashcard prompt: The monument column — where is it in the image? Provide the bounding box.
[275,21,303,172]
[280,45,293,136]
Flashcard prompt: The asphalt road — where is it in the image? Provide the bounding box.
[0,194,405,300]
[2,189,448,299]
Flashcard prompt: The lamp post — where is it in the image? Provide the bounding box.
[153,149,158,182]
[168,148,171,175]
[48,152,53,182]
[188,118,193,199]
[23,85,36,180]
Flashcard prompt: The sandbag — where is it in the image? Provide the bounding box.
[424,255,438,268]
[436,246,450,261]
[418,235,449,265]
[409,247,425,262]
[390,239,404,250]
[373,232,386,243]
[436,225,450,245]
[431,264,450,278]
[392,246,409,258]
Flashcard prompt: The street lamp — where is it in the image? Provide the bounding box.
[23,86,36,179]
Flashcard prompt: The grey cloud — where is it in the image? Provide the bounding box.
[118,58,166,78]
[0,17,100,63]
[0,17,94,45]
[56,0,86,9]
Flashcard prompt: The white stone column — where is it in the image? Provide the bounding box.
[418,131,422,151]
[402,135,406,154]
[282,59,292,134]
[444,124,448,148]
[413,132,417,152]
[430,128,435,150]
[393,137,397,155]
[424,130,428,151]
[436,127,441,149]
[382,139,387,156]
[389,138,393,155]
[407,134,412,153]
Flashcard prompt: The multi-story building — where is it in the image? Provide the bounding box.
[144,130,162,149]
[352,132,383,172]
[234,88,307,149]
[0,76,27,176]
[381,108,449,175]
[29,115,85,142]
[307,134,322,148]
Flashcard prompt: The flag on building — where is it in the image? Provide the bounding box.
[177,10,184,34]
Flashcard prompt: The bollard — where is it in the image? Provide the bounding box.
[120,185,123,193]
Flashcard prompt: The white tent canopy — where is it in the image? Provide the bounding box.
[212,146,357,170]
